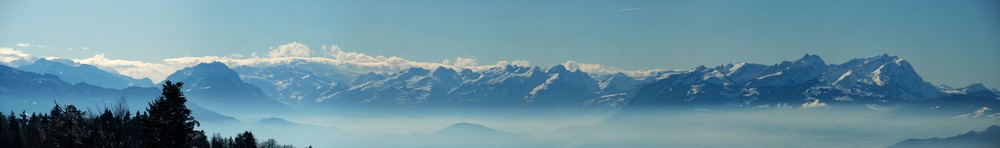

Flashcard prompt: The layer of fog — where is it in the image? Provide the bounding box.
[195,107,1000,148]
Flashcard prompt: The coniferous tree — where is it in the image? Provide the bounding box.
[0,112,7,147]
[50,105,87,147]
[142,81,199,147]
[192,130,211,148]
[233,131,257,148]
[226,136,236,148]
[25,112,52,147]
[260,138,278,148]
[210,133,226,148]
[91,109,116,147]
[0,81,299,148]
[6,112,22,148]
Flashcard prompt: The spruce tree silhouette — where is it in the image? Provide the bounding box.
[51,105,86,147]
[142,81,200,147]
[0,112,7,146]
[7,112,23,148]
[234,131,257,148]
[193,130,211,148]
[210,133,227,148]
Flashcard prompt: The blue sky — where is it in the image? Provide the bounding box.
[1,0,998,87]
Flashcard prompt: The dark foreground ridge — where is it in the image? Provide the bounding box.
[0,81,308,148]
[888,125,1000,148]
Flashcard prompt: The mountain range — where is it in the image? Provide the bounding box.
[1,54,998,118]
[628,54,948,109]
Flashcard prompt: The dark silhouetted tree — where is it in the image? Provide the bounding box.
[260,138,278,148]
[50,104,88,147]
[142,81,200,147]
[0,112,7,147]
[233,131,257,148]
[210,133,227,148]
[6,112,23,148]
[0,81,299,148]
[192,130,210,148]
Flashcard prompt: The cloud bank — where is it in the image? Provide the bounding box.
[0,47,39,66]
[562,61,662,77]
[268,42,312,58]
[73,54,175,81]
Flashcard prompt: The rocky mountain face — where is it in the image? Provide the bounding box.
[163,62,295,116]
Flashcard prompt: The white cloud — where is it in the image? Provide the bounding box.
[494,60,531,67]
[562,60,662,78]
[74,53,176,82]
[511,60,531,67]
[0,48,32,62]
[163,42,554,75]
[0,47,172,81]
[0,48,173,81]
[800,99,828,108]
[268,42,311,58]
[15,43,32,47]
[453,56,477,67]
[163,42,448,74]
[0,48,37,66]
[562,61,602,72]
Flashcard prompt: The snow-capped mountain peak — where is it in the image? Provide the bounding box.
[747,54,828,87]
[816,54,944,100]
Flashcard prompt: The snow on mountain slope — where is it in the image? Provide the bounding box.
[235,65,347,104]
[324,67,464,106]
[446,65,550,107]
[748,54,828,87]
[627,54,948,110]
[628,66,751,108]
[720,62,768,85]
[598,72,643,94]
[520,65,601,107]
[823,54,944,100]
[138,54,966,112]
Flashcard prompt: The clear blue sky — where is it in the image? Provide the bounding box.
[1,0,998,87]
